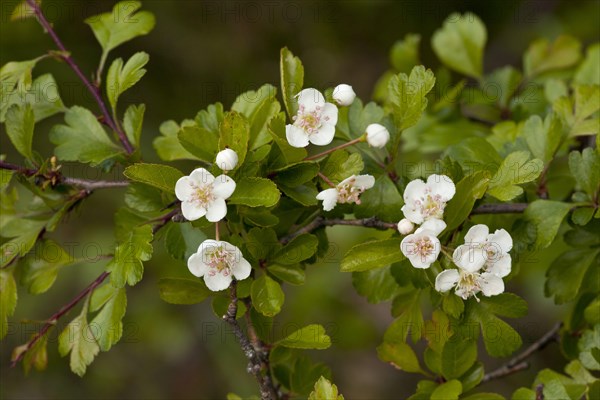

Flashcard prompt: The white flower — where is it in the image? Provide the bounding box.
[401,174,456,225]
[316,174,375,211]
[286,88,338,148]
[188,240,251,291]
[434,224,512,300]
[215,148,238,171]
[400,227,441,269]
[332,84,356,106]
[365,123,390,148]
[175,168,236,222]
[397,218,415,235]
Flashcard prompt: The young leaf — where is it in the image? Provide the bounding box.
[320,150,364,183]
[524,35,582,77]
[545,248,599,304]
[50,106,122,166]
[107,225,153,287]
[443,171,489,232]
[123,163,184,194]
[388,65,435,131]
[58,299,99,376]
[276,324,331,349]
[377,340,425,374]
[525,200,572,249]
[441,337,478,379]
[432,13,487,79]
[390,34,421,73]
[308,376,344,400]
[487,151,544,201]
[0,270,17,339]
[158,278,212,305]
[280,47,304,119]
[1,73,65,123]
[251,275,285,317]
[106,52,149,111]
[123,104,145,146]
[569,148,600,198]
[352,266,402,304]
[523,113,564,163]
[90,286,127,351]
[21,239,73,294]
[341,238,404,272]
[219,111,250,168]
[5,103,34,159]
[430,379,463,400]
[178,124,219,162]
[575,43,600,85]
[229,177,281,207]
[153,120,197,161]
[232,84,280,150]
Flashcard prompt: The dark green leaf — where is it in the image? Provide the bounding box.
[251,275,284,317]
[123,163,184,194]
[341,238,404,272]
[158,278,212,305]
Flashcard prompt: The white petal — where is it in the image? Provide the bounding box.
[212,175,236,199]
[453,245,486,273]
[199,239,221,254]
[181,201,207,221]
[427,174,456,201]
[353,174,375,189]
[316,188,338,211]
[486,253,512,278]
[296,88,325,111]
[415,219,446,236]
[479,273,505,297]
[401,204,424,225]
[488,229,513,253]
[403,179,426,203]
[231,257,252,280]
[187,253,209,277]
[435,269,460,292]
[309,124,336,146]
[286,124,310,148]
[320,102,338,126]
[205,197,227,222]
[175,176,194,201]
[464,224,490,245]
[189,168,215,186]
[204,272,232,292]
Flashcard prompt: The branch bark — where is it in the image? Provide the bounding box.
[25,0,134,154]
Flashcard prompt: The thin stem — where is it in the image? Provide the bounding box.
[0,160,37,176]
[25,0,134,155]
[471,203,528,214]
[215,222,220,241]
[304,136,364,161]
[317,172,336,188]
[280,216,397,244]
[62,177,129,190]
[481,322,562,384]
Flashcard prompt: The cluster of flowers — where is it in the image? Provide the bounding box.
[398,175,513,300]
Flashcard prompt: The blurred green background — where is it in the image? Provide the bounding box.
[1,0,599,398]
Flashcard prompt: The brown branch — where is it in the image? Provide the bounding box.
[0,160,37,176]
[304,137,364,161]
[223,281,278,400]
[481,322,562,384]
[25,0,134,155]
[471,203,528,214]
[62,177,129,190]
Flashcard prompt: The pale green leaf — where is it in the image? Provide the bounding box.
[280,47,304,119]
[276,324,331,349]
[341,238,404,272]
[123,163,184,194]
[5,103,34,159]
[158,278,211,305]
[229,177,281,207]
[388,65,435,131]
[251,275,284,317]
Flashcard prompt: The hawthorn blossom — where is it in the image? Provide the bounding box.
[188,240,251,291]
[434,224,513,300]
[332,84,356,106]
[397,218,415,235]
[215,148,238,171]
[365,123,390,148]
[316,174,375,211]
[400,219,446,269]
[286,88,338,148]
[175,168,236,222]
[401,174,456,225]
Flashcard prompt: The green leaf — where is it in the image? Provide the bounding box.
[153,120,197,161]
[164,222,207,260]
[124,183,164,213]
[441,337,477,379]
[523,114,564,163]
[0,270,17,339]
[219,111,250,168]
[1,73,65,123]
[58,299,99,376]
[462,394,505,400]
[525,200,572,249]
[480,293,529,318]
[341,238,404,272]
[280,47,304,119]
[276,324,331,349]
[20,328,51,375]
[308,376,344,400]
[569,148,600,198]
[485,66,522,107]
[390,34,421,73]
[432,13,487,79]
[123,163,184,194]
[178,124,219,162]
[251,275,284,317]
[290,357,332,395]
[546,248,599,304]
[430,379,462,400]
[442,295,464,319]
[274,162,319,187]
[443,171,489,232]
[321,150,364,183]
[50,106,122,166]
[1,218,48,267]
[229,177,281,207]
[158,278,212,305]
[579,325,600,370]
[268,264,305,285]
[352,266,402,304]
[273,234,318,265]
[354,175,404,222]
[90,286,127,351]
[487,151,544,201]
[267,112,307,166]
[21,239,72,294]
[377,340,425,374]
[123,104,145,146]
[85,1,155,53]
[0,57,40,90]
[575,43,600,85]
[446,137,502,174]
[511,388,536,400]
[232,84,280,150]
[388,65,435,131]
[524,35,582,77]
[106,225,153,287]
[475,309,523,358]
[5,103,34,159]
[279,182,318,206]
[106,52,149,111]
[211,297,246,319]
[460,362,485,392]
[347,99,386,138]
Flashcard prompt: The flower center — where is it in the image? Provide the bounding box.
[337,178,367,205]
[457,271,481,300]
[191,184,215,208]
[414,192,445,220]
[293,105,325,135]
[206,246,236,277]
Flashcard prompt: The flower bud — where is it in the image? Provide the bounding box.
[215,148,238,171]
[397,218,415,235]
[332,84,356,106]
[365,123,390,148]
